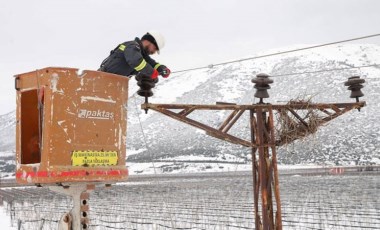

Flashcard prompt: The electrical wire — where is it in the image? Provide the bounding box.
[271,63,380,78]
[172,33,380,73]
[132,94,157,174]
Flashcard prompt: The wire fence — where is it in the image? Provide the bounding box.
[1,171,379,229]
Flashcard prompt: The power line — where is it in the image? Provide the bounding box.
[271,63,380,78]
[172,33,380,73]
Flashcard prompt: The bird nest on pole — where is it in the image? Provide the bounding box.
[275,99,323,145]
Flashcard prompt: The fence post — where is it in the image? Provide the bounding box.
[39,219,45,230]
[17,219,22,230]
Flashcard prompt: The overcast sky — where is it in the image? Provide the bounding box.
[1,0,379,114]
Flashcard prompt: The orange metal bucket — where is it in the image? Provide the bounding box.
[15,67,129,184]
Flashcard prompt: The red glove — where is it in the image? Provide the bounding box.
[157,65,171,78]
[150,69,159,80]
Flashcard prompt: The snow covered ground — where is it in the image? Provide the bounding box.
[126,160,325,175]
[0,205,16,230]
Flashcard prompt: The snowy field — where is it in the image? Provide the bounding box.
[0,171,379,230]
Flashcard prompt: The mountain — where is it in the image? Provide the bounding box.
[0,111,15,177]
[1,44,379,174]
[125,44,380,167]
[0,111,15,152]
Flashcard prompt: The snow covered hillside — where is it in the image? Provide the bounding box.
[0,44,379,174]
[0,111,15,152]
[126,44,380,167]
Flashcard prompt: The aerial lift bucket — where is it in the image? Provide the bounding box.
[15,67,129,185]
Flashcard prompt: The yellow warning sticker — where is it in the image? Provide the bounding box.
[71,150,118,166]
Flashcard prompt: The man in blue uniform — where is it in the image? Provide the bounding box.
[99,31,171,80]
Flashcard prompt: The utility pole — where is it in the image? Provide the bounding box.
[141,74,366,229]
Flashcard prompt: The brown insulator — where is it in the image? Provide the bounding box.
[136,74,156,98]
[344,76,365,100]
[251,73,273,103]
[136,74,157,114]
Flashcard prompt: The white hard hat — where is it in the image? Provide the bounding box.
[146,31,165,54]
